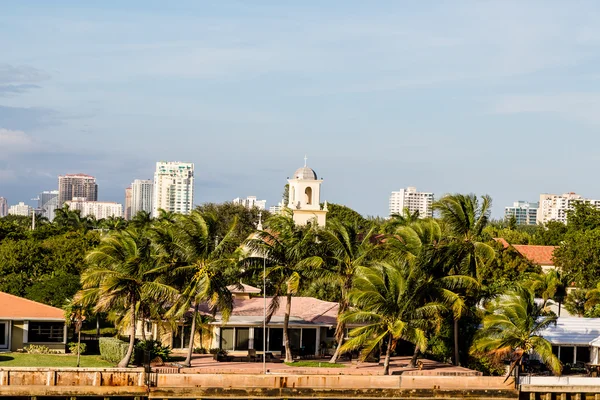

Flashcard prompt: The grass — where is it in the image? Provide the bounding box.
[285,360,345,368]
[0,353,114,368]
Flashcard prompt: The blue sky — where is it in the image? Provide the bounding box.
[1,1,600,217]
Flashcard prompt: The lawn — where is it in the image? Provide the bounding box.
[285,360,345,368]
[0,353,114,368]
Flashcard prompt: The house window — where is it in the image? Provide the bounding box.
[0,322,8,349]
[236,328,250,350]
[220,328,234,351]
[28,322,64,343]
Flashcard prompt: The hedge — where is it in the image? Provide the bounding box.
[99,337,129,364]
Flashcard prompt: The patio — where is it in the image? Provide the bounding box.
[154,354,481,376]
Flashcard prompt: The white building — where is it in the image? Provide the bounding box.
[131,179,153,218]
[0,197,7,218]
[232,196,266,210]
[504,201,538,225]
[269,201,285,215]
[38,190,59,221]
[536,193,599,224]
[287,159,327,227]
[8,202,32,217]
[65,199,123,219]
[389,187,434,218]
[152,162,194,218]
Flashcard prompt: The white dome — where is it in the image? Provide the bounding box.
[293,166,317,180]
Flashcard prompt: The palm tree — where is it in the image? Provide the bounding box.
[434,194,496,365]
[318,219,378,363]
[130,211,153,230]
[528,270,562,309]
[382,208,421,234]
[79,228,177,367]
[54,205,95,232]
[471,287,561,378]
[163,211,237,367]
[340,263,438,375]
[245,210,323,363]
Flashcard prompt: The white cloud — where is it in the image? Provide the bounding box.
[0,128,39,154]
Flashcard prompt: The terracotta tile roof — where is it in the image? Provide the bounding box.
[0,292,65,320]
[199,297,338,325]
[493,237,510,248]
[512,245,556,266]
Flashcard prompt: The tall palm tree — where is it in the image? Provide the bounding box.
[79,228,177,367]
[245,211,323,363]
[318,219,378,363]
[340,263,437,375]
[434,194,496,365]
[528,270,562,309]
[471,287,562,378]
[382,208,421,234]
[163,211,237,367]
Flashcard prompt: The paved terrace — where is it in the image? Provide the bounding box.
[156,354,480,376]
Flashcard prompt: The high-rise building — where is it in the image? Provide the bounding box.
[536,193,590,224]
[124,187,132,220]
[232,196,267,210]
[0,197,7,218]
[504,201,538,225]
[8,202,32,216]
[65,199,123,219]
[38,190,59,221]
[152,162,194,217]
[389,187,434,218]
[58,174,98,206]
[131,179,153,218]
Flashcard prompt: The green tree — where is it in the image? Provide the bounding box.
[318,219,378,363]
[383,208,421,234]
[245,210,323,363]
[553,229,600,288]
[471,287,561,378]
[564,289,587,317]
[434,193,495,365]
[163,211,237,367]
[79,228,176,367]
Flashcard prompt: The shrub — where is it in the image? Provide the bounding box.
[24,344,54,354]
[134,340,172,365]
[194,347,207,354]
[209,347,225,355]
[68,342,87,355]
[99,337,129,364]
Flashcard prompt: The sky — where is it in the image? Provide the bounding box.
[2,1,600,218]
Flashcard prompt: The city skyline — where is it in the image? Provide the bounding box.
[3,2,600,217]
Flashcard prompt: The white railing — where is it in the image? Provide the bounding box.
[520,376,600,386]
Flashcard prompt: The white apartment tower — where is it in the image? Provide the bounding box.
[152,162,194,217]
[131,179,154,218]
[504,201,538,225]
[232,196,266,210]
[389,187,434,218]
[65,199,123,219]
[8,202,33,217]
[536,192,600,224]
[0,197,8,218]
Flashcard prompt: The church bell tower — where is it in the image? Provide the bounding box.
[287,157,327,227]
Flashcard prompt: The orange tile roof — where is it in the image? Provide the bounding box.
[493,237,510,249]
[0,292,65,320]
[512,245,556,266]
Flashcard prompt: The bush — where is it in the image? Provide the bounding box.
[194,347,207,354]
[99,337,129,364]
[24,344,55,354]
[134,340,172,365]
[467,355,506,376]
[209,347,225,355]
[68,342,87,355]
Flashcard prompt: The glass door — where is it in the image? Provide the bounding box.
[0,322,8,350]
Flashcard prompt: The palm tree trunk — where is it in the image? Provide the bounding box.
[383,335,393,375]
[141,317,147,341]
[453,318,460,366]
[96,315,100,337]
[76,329,81,368]
[283,293,293,363]
[558,301,562,317]
[184,303,198,367]
[409,345,419,368]
[118,302,136,368]
[329,322,345,363]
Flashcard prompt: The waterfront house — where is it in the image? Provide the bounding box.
[0,291,67,352]
[537,317,600,365]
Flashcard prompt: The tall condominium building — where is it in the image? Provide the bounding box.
[124,187,132,220]
[232,196,267,210]
[65,199,123,219]
[536,192,595,224]
[131,179,153,218]
[58,174,98,206]
[38,190,59,222]
[504,201,538,225]
[152,162,194,217]
[0,197,7,218]
[8,202,32,216]
[389,187,434,218]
